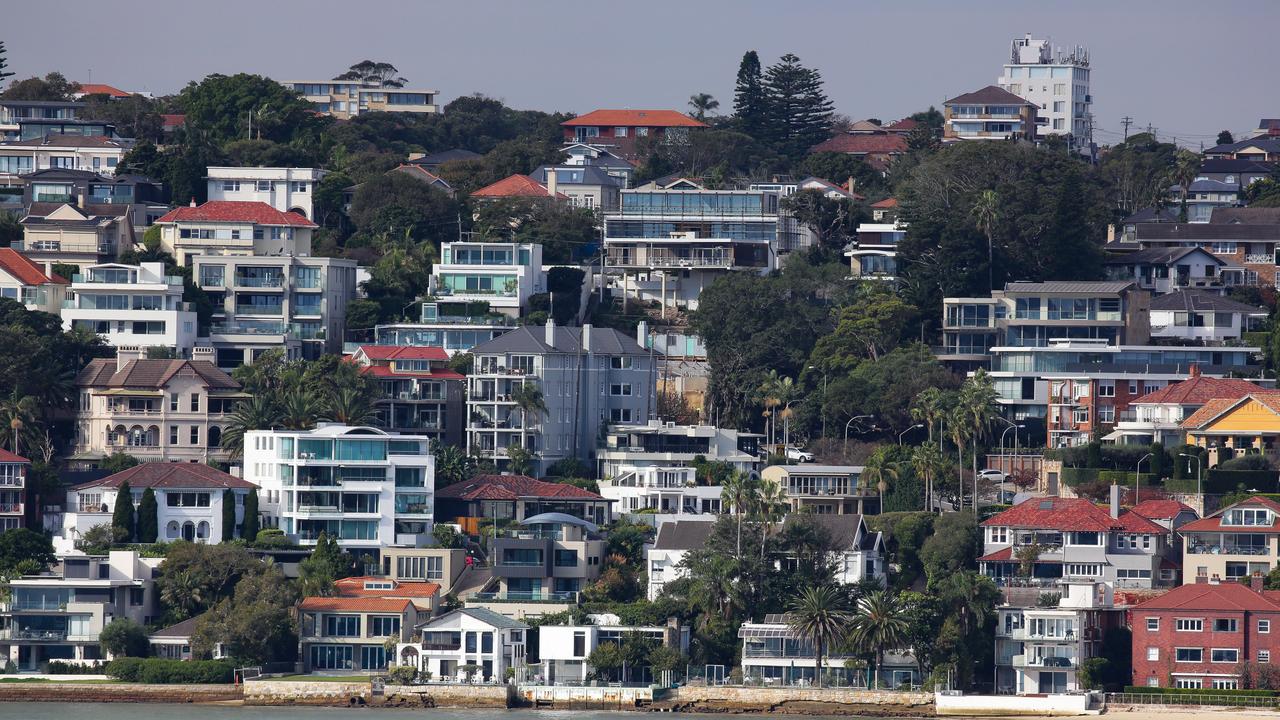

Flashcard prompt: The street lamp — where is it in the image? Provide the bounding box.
[845,415,873,445]
[1135,452,1154,504]
[898,424,923,446]
[1178,452,1203,498]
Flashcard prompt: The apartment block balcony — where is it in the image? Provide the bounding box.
[1186,543,1270,556]
[1011,654,1076,669]
[233,305,284,316]
[233,276,286,289]
[0,503,22,514]
[24,240,115,255]
[606,249,734,269]
[470,591,577,604]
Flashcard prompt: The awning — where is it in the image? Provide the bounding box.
[210,391,253,398]
[1100,430,1124,441]
[97,389,163,397]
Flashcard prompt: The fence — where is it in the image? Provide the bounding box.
[1107,692,1280,708]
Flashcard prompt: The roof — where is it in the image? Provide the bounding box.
[1131,582,1280,612]
[470,174,561,199]
[427,607,528,630]
[784,514,868,551]
[0,448,29,464]
[529,165,622,188]
[299,596,414,613]
[810,133,908,155]
[0,248,68,285]
[1004,280,1135,294]
[155,200,317,228]
[945,85,1036,106]
[870,198,899,209]
[436,474,604,501]
[769,465,862,474]
[981,497,1165,534]
[521,512,599,532]
[1131,499,1195,521]
[1206,138,1280,156]
[357,345,449,362]
[77,83,130,98]
[885,118,920,131]
[652,520,716,551]
[1123,207,1180,224]
[1136,223,1280,242]
[160,114,185,130]
[1199,159,1276,174]
[411,149,480,166]
[1131,374,1263,406]
[1105,246,1223,267]
[1182,393,1280,430]
[977,547,1014,562]
[334,576,441,599]
[561,110,707,129]
[361,365,465,381]
[1179,496,1280,534]
[0,135,129,149]
[470,324,647,356]
[1149,289,1264,314]
[1211,207,1280,225]
[77,357,239,390]
[149,616,201,638]
[74,463,257,491]
[391,164,450,186]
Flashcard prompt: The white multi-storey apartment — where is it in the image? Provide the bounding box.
[539,616,689,684]
[153,200,318,266]
[0,449,28,533]
[997,33,1093,154]
[596,422,762,478]
[430,242,545,317]
[395,607,526,683]
[245,424,435,551]
[285,81,438,120]
[994,581,1126,695]
[61,262,197,352]
[0,135,132,176]
[598,465,723,519]
[206,167,326,220]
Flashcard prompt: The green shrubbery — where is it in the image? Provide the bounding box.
[45,660,105,674]
[105,657,235,684]
[1123,685,1277,697]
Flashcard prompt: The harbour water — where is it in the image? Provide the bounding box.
[0,704,853,720]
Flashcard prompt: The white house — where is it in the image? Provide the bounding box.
[646,520,715,601]
[598,465,723,520]
[58,464,257,553]
[777,514,886,587]
[740,613,919,687]
[206,167,326,220]
[396,607,528,682]
[153,200,318,267]
[538,615,690,684]
[1148,289,1265,344]
[244,424,435,551]
[431,242,545,318]
[61,262,197,352]
[0,247,68,314]
[596,422,761,479]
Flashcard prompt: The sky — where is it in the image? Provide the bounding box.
[5,0,1276,148]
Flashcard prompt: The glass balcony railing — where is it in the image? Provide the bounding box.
[234,305,284,316]
[234,276,285,288]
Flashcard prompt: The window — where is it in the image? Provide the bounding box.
[1212,649,1239,663]
[1129,380,1139,394]
[189,426,199,445]
[1211,242,1238,254]
[1176,619,1204,632]
[1261,620,1271,634]
[165,492,211,507]
[1262,650,1272,664]
[1175,648,1203,662]
[1098,405,1115,423]
[1213,679,1239,690]
[614,127,628,137]
[991,527,1008,543]
[368,616,400,637]
[1065,563,1102,577]
[610,357,633,369]
[1098,381,1115,397]
[1147,647,1159,661]
[1214,619,1238,632]
[573,631,586,657]
[1147,618,1160,631]
[323,615,359,637]
[221,180,240,192]
[256,181,271,191]
[636,127,649,137]
[1174,679,1200,689]
[292,182,308,193]
[190,393,200,412]
[169,426,179,445]
[609,383,632,396]
[609,408,633,423]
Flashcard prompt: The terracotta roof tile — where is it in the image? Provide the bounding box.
[1131,499,1195,520]
[0,448,29,464]
[981,496,1164,534]
[978,547,1014,562]
[1180,496,1280,533]
[77,83,130,98]
[361,365,464,380]
[334,576,441,599]
[0,249,66,285]
[357,345,449,362]
[299,596,414,613]
[870,198,899,209]
[155,201,316,227]
[75,463,257,491]
[945,85,1037,107]
[1131,582,1280,612]
[561,110,707,128]
[76,357,239,390]
[436,474,604,501]
[1182,393,1280,429]
[1133,375,1264,407]
[810,134,908,155]
[471,174,564,199]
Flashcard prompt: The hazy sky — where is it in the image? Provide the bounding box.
[5,0,1276,148]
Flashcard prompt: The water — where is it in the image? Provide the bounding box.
[0,705,843,720]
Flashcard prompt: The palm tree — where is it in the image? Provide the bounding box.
[326,387,376,426]
[970,190,999,291]
[755,370,785,447]
[787,586,851,688]
[910,442,945,513]
[280,392,323,430]
[754,480,787,560]
[688,93,719,121]
[946,405,972,510]
[720,470,758,560]
[510,381,547,458]
[847,590,909,688]
[220,395,282,459]
[861,451,900,514]
[1172,149,1201,221]
[159,569,205,620]
[958,371,999,513]
[911,387,948,445]
[0,392,40,457]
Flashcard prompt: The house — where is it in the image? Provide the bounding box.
[646,520,715,601]
[1181,394,1280,466]
[846,220,906,281]
[1196,159,1275,192]
[0,135,132,176]
[332,576,441,613]
[739,612,918,687]
[633,321,712,418]
[598,465,722,520]
[0,550,161,670]
[389,164,454,197]
[808,133,908,172]
[1129,577,1280,690]
[1131,213,1280,287]
[538,616,689,684]
[1109,368,1265,446]
[244,424,435,551]
[18,203,126,272]
[435,474,610,534]
[1148,289,1265,344]
[778,514,885,586]
[560,144,635,187]
[1103,246,1225,294]
[59,464,256,551]
[472,513,605,616]
[0,247,67,313]
[0,448,29,532]
[943,85,1038,143]
[1203,137,1280,163]
[369,300,517,357]
[1179,496,1280,584]
[0,99,90,141]
[377,547,470,595]
[1247,120,1280,140]
[299,596,419,672]
[870,197,898,223]
[996,33,1092,153]
[470,174,562,202]
[72,347,243,466]
[1132,498,1199,566]
[154,200,318,266]
[285,80,438,119]
[994,581,1126,695]
[465,321,652,475]
[350,345,466,448]
[1168,180,1240,223]
[430,241,545,317]
[205,167,326,220]
[395,607,527,682]
[148,616,199,660]
[560,109,707,161]
[760,465,875,515]
[73,84,132,99]
[19,168,169,231]
[978,490,1173,589]
[61,262,198,352]
[528,165,623,211]
[596,421,761,478]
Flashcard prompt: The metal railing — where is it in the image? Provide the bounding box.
[470,591,577,603]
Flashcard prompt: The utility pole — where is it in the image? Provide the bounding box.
[1121,116,1133,140]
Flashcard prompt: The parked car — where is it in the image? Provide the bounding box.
[978,469,1006,482]
[785,446,815,463]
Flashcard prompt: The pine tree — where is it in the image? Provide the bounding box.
[221,489,236,541]
[111,481,135,543]
[732,51,767,139]
[136,488,158,543]
[762,53,835,158]
[241,489,259,541]
[0,42,13,88]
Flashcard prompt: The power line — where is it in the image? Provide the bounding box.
[1120,116,1133,141]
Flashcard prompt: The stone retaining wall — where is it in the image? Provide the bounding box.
[666,685,935,715]
[0,682,240,704]
[243,680,513,708]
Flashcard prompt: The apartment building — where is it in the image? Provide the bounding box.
[845,220,905,281]
[478,513,605,610]
[0,551,161,671]
[0,248,67,314]
[18,203,126,272]
[598,465,722,519]
[377,547,468,595]
[72,347,242,466]
[560,109,707,161]
[206,167,325,220]
[368,299,517,357]
[739,613,917,687]
[0,449,29,532]
[997,34,1092,153]
[978,491,1172,589]
[1104,247,1226,295]
[59,464,256,550]
[1109,369,1264,446]
[244,424,435,551]
[646,520,714,601]
[760,465,875,515]
[154,200,317,266]
[994,581,1125,695]
[61,262,198,352]
[539,617,689,684]
[466,321,652,475]
[1179,496,1280,584]
[603,187,780,313]
[192,252,358,365]
[596,421,761,478]
[435,474,611,534]
[0,135,132,177]
[943,86,1038,143]
[20,168,170,231]
[286,80,438,120]
[350,345,466,448]
[395,607,527,683]
[430,241,545,317]
[299,596,418,672]
[0,99,90,141]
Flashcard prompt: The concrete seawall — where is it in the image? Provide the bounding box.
[0,683,241,703]
[663,686,935,715]
[243,680,514,707]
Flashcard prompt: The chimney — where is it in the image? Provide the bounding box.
[1109,484,1122,519]
[1252,571,1265,592]
[636,320,648,347]
[189,196,197,207]
[545,317,556,347]
[1189,363,1201,378]
[545,168,557,198]
[76,187,87,209]
[582,323,592,353]
[847,176,856,194]
[1195,572,1208,584]
[191,346,214,363]
[115,345,145,372]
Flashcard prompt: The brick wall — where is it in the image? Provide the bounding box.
[1130,603,1280,688]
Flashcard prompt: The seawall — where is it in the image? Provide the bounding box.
[661,686,936,715]
[0,682,241,703]
[242,680,514,708]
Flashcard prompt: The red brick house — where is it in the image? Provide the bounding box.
[1130,578,1280,689]
[809,133,908,172]
[560,110,706,161]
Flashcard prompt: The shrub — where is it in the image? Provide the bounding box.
[1123,685,1276,697]
[1221,454,1275,471]
[388,665,417,685]
[1204,470,1280,495]
[106,658,235,684]
[46,660,105,674]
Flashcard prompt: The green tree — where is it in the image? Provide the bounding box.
[812,286,917,368]
[0,42,13,88]
[761,53,835,157]
[1216,130,1234,146]
[99,618,149,658]
[297,532,353,597]
[326,387,376,426]
[178,73,323,145]
[786,585,851,687]
[0,391,40,457]
[510,382,547,466]
[75,524,122,555]
[334,60,407,87]
[156,542,263,622]
[586,642,625,682]
[0,528,55,575]
[0,72,79,101]
[137,488,159,543]
[720,470,759,560]
[920,512,981,583]
[505,444,534,476]
[433,444,476,488]
[191,562,298,664]
[220,395,282,459]
[221,489,236,542]
[732,51,767,139]
[112,481,135,543]
[848,590,909,688]
[781,189,862,253]
[241,490,260,541]
[862,448,901,514]
[688,93,719,121]
[970,190,999,292]
[432,524,461,549]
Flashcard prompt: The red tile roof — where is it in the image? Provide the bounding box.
[155,201,317,227]
[74,463,257,491]
[1179,496,1280,533]
[978,547,1013,562]
[810,134,908,155]
[0,248,67,285]
[471,174,563,199]
[884,118,919,131]
[561,110,707,129]
[437,474,604,501]
[392,164,449,185]
[334,576,441,599]
[1182,393,1280,429]
[870,198,899,209]
[981,496,1165,533]
[361,365,465,381]
[77,83,130,98]
[1132,375,1265,406]
[1131,582,1280,612]
[0,448,29,464]
[358,346,449,362]
[1132,499,1195,520]
[160,114,186,130]
[299,596,414,613]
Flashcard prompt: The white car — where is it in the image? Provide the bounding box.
[785,447,815,463]
[978,469,1006,482]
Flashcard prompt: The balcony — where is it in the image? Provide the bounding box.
[1186,543,1270,556]
[1011,654,1076,669]
[234,276,286,288]
[234,305,284,316]
[0,502,23,514]
[470,591,577,603]
[606,251,734,269]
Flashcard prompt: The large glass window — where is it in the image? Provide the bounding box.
[335,439,386,461]
[310,645,353,670]
[199,265,225,287]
